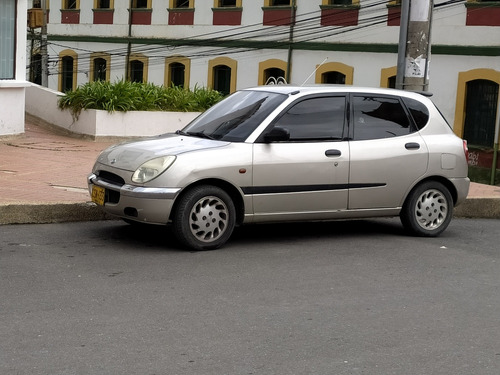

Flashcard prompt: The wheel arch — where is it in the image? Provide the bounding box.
[405,176,459,206]
[170,178,246,225]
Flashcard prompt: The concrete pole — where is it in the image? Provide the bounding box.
[41,0,48,87]
[396,0,433,91]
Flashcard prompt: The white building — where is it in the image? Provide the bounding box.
[27,0,500,159]
[1,0,28,136]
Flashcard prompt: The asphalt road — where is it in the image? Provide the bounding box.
[1,218,499,375]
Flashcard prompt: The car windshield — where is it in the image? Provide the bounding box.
[181,90,287,142]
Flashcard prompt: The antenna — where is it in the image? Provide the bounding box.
[301,57,328,86]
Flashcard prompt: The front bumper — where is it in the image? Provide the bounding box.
[88,173,181,224]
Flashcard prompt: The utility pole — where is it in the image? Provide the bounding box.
[126,0,133,81]
[396,0,433,91]
[285,0,297,84]
[41,0,48,87]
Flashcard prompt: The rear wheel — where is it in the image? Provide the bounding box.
[173,185,236,250]
[400,181,453,237]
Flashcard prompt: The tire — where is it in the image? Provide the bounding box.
[400,181,453,237]
[173,185,236,250]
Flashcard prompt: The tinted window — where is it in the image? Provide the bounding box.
[273,96,346,141]
[403,97,429,130]
[182,90,287,142]
[352,95,412,141]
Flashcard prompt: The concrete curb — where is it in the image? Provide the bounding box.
[453,198,500,219]
[0,202,113,225]
[0,198,499,225]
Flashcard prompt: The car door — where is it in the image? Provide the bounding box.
[348,94,429,209]
[251,95,350,219]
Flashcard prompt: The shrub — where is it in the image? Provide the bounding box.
[58,80,224,118]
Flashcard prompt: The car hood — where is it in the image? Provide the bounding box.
[96,133,229,171]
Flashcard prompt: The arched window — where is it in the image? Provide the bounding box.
[208,57,237,95]
[130,60,144,83]
[170,63,185,87]
[315,62,353,85]
[380,66,397,88]
[321,71,346,84]
[128,54,148,83]
[58,50,78,92]
[463,80,499,147]
[258,59,287,85]
[165,56,191,88]
[90,53,111,82]
[31,53,42,85]
[93,58,107,82]
[213,65,231,96]
[61,56,74,92]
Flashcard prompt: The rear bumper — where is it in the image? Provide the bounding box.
[87,174,181,224]
[451,177,470,206]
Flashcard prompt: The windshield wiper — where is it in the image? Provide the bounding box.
[175,130,189,136]
[185,131,215,140]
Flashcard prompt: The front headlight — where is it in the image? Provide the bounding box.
[132,156,176,183]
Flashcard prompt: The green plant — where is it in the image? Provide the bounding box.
[58,80,224,118]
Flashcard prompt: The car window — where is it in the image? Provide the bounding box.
[272,96,346,141]
[402,97,430,130]
[352,95,413,141]
[182,90,288,142]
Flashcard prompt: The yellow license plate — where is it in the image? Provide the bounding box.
[91,185,106,206]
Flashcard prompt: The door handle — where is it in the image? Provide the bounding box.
[405,142,420,150]
[325,149,342,157]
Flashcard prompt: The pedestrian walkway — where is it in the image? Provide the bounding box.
[0,121,499,224]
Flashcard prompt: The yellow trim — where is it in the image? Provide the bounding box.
[213,0,241,7]
[90,52,111,82]
[169,0,194,8]
[93,0,114,9]
[128,53,149,82]
[58,49,78,91]
[258,59,287,85]
[165,56,191,88]
[314,62,353,85]
[207,57,237,94]
[321,0,360,5]
[380,66,397,88]
[454,68,500,138]
[61,0,80,9]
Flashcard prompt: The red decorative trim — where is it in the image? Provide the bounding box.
[61,9,80,24]
[168,9,195,25]
[320,8,359,27]
[213,9,242,25]
[387,6,400,26]
[466,5,500,26]
[263,8,295,26]
[93,9,114,25]
[131,9,152,25]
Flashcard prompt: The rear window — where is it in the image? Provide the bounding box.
[351,95,412,141]
[402,97,430,130]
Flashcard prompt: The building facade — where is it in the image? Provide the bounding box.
[1,0,28,136]
[27,0,500,163]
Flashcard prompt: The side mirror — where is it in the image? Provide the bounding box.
[264,126,290,143]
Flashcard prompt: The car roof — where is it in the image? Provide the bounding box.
[242,85,432,101]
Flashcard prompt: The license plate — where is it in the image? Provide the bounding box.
[91,185,106,206]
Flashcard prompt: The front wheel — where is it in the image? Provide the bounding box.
[173,185,236,250]
[400,181,453,237]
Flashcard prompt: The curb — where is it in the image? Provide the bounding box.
[453,198,500,219]
[0,198,499,225]
[0,202,113,225]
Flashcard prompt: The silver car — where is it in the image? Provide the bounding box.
[88,86,470,250]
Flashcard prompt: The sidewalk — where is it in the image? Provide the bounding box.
[1,122,499,224]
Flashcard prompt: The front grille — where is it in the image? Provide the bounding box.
[97,170,125,186]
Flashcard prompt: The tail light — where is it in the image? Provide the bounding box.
[463,140,469,163]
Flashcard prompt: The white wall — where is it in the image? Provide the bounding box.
[0,0,28,136]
